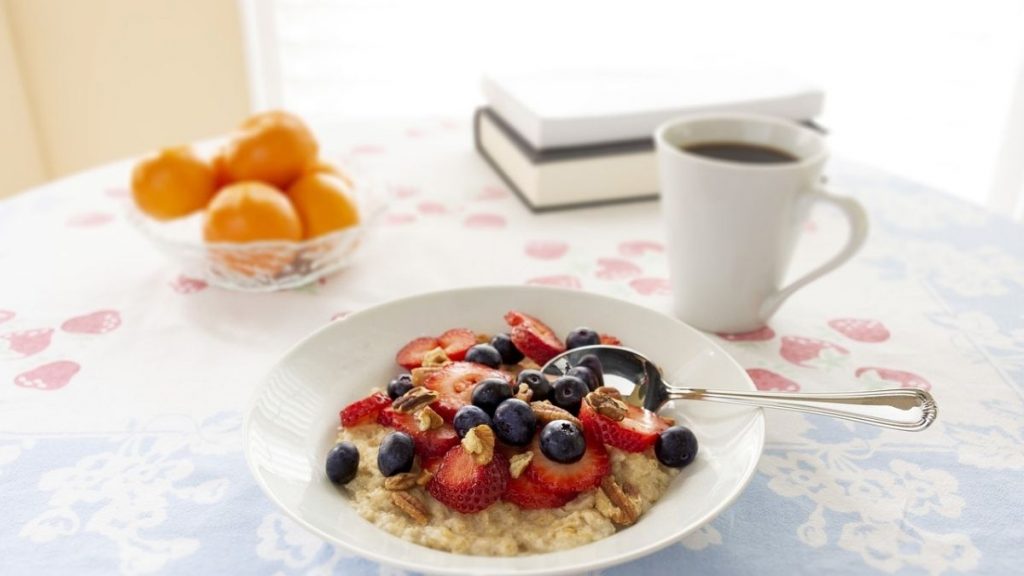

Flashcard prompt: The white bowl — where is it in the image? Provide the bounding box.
[244,286,765,575]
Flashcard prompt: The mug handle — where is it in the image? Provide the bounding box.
[758,187,870,321]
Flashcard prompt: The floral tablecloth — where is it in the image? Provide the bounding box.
[1,118,1022,576]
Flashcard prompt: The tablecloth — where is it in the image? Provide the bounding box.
[1,118,1022,575]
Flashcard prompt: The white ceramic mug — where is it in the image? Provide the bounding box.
[655,113,868,333]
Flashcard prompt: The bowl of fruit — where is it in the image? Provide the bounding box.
[128,111,377,291]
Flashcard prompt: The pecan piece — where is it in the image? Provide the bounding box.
[594,386,622,399]
[600,476,640,526]
[462,425,495,465]
[530,401,582,428]
[410,366,441,386]
[508,452,533,479]
[421,347,450,367]
[514,383,534,402]
[585,392,627,421]
[384,472,419,491]
[416,406,444,431]
[393,386,439,413]
[416,469,433,487]
[391,491,429,524]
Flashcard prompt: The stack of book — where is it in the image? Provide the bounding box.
[475,69,824,212]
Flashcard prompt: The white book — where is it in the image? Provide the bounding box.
[481,68,824,150]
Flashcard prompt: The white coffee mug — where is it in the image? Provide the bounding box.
[655,113,868,334]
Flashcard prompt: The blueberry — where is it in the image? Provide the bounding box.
[465,344,502,368]
[471,378,514,415]
[387,373,414,399]
[493,399,537,446]
[551,375,589,415]
[516,369,552,401]
[565,327,600,350]
[539,420,586,463]
[325,441,359,485]
[453,405,492,438]
[490,333,524,365]
[577,354,605,388]
[568,366,598,391]
[655,426,699,469]
[377,431,415,477]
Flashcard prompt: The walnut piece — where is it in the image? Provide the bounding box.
[585,392,627,421]
[416,406,444,431]
[530,401,582,428]
[462,425,495,465]
[594,386,622,398]
[391,491,430,524]
[410,366,441,386]
[600,476,640,526]
[515,383,534,402]
[393,386,439,413]
[508,452,533,479]
[416,469,433,487]
[384,472,419,491]
[421,347,451,367]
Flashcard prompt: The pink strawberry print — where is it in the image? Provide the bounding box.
[66,212,114,227]
[417,201,447,215]
[61,310,121,334]
[476,186,509,200]
[463,213,506,229]
[170,275,208,294]
[780,336,849,368]
[855,367,931,391]
[405,128,427,139]
[629,277,671,296]
[350,144,386,155]
[746,368,800,391]
[526,275,581,289]
[14,360,80,390]
[0,310,13,325]
[618,240,665,258]
[828,318,890,343]
[718,326,776,342]
[389,185,419,198]
[382,213,417,225]
[0,328,54,358]
[524,240,568,260]
[595,258,642,280]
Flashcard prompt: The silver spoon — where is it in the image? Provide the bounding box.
[541,345,937,431]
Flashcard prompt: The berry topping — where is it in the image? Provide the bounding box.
[471,378,514,415]
[599,334,622,346]
[422,362,509,413]
[538,420,586,463]
[576,354,605,388]
[453,405,492,438]
[504,470,578,509]
[568,366,598,391]
[655,426,699,468]
[493,399,537,446]
[464,344,503,368]
[325,441,359,485]
[565,327,600,350]
[579,396,671,452]
[490,333,524,365]
[340,391,391,428]
[427,445,510,514]
[516,369,552,401]
[387,374,414,399]
[395,336,440,369]
[528,423,609,493]
[377,406,461,460]
[438,328,476,361]
[504,311,566,365]
[551,375,589,415]
[377,431,415,477]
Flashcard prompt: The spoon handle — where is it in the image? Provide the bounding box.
[664,385,937,431]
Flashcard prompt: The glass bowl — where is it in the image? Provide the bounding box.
[128,176,381,292]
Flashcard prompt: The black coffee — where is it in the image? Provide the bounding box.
[682,142,797,164]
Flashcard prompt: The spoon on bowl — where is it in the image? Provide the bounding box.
[541,345,937,431]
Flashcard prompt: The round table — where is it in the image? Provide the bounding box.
[2,118,1022,575]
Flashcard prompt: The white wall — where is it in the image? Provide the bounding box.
[0,0,45,199]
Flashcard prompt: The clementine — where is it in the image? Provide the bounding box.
[203,181,303,243]
[131,147,216,220]
[304,159,354,189]
[287,173,360,239]
[222,110,318,188]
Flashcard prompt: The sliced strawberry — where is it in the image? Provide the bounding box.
[504,311,566,364]
[377,406,461,459]
[422,362,509,412]
[438,328,476,361]
[428,445,510,513]
[525,428,609,493]
[396,336,440,369]
[340,391,391,428]
[599,333,622,346]
[430,397,461,423]
[420,455,444,474]
[579,398,670,452]
[504,471,578,509]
